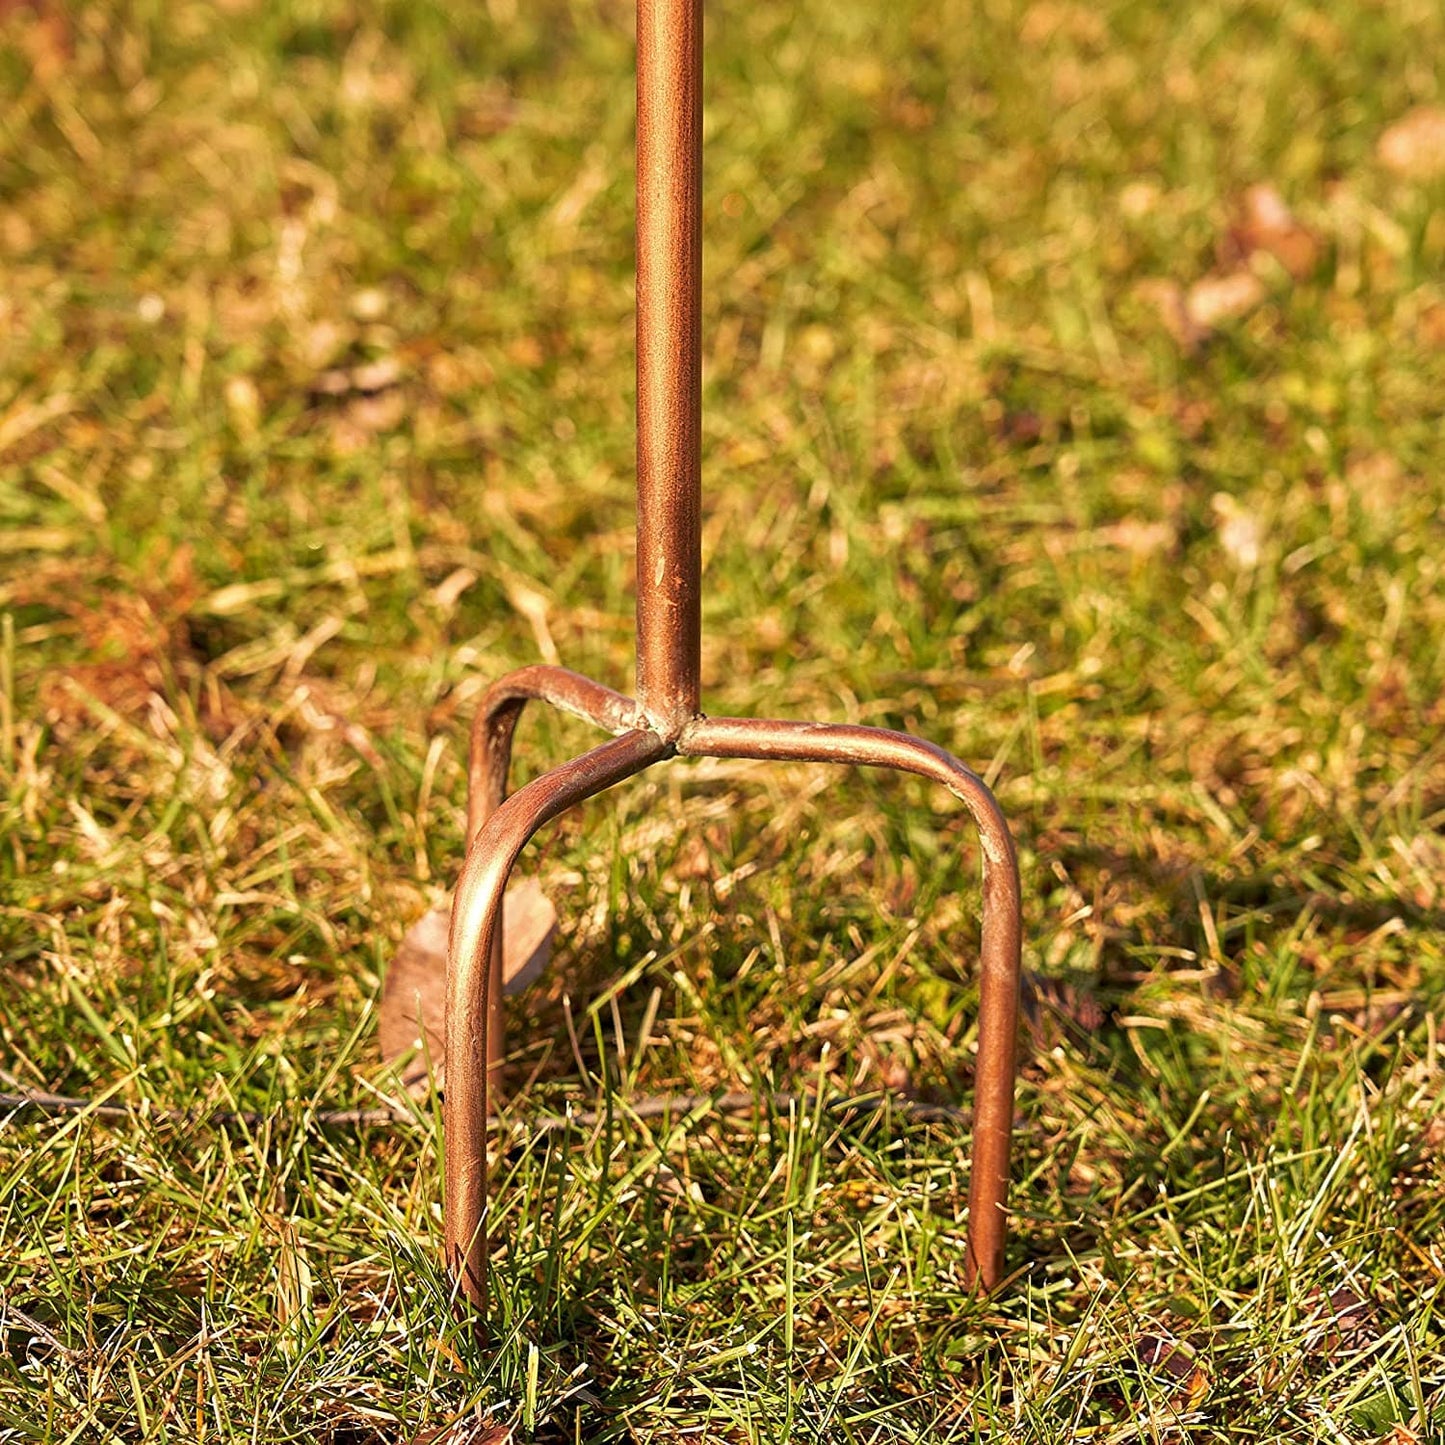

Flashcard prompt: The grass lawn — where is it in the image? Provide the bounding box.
[3,0,1444,1438]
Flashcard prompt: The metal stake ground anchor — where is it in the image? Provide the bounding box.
[440,0,1023,1319]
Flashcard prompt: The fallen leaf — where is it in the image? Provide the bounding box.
[1186,270,1266,331]
[1140,269,1268,349]
[1378,107,1445,180]
[1134,1331,1211,1409]
[1097,518,1176,556]
[1211,493,1262,569]
[26,551,237,741]
[1144,182,1310,351]
[1375,1427,1419,1445]
[407,1421,511,1445]
[1230,184,1319,279]
[378,882,559,1092]
[1303,1284,1380,1357]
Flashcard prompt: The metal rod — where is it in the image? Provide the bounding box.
[446,714,1020,1304]
[467,665,639,846]
[634,0,702,735]
[436,0,1027,1334]
[677,716,1021,1287]
[445,729,671,1312]
[462,666,639,1081]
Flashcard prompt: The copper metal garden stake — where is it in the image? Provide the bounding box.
[442,0,1023,1319]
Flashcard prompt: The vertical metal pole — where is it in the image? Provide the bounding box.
[431,0,1026,1332]
[635,0,703,735]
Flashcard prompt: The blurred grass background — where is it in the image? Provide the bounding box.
[1,0,1444,1439]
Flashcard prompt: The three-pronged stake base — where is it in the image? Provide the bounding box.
[387,663,1022,1322]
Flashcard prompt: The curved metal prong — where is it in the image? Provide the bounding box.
[676,715,1022,1293]
[462,667,639,1082]
[446,729,670,1314]
[468,665,638,845]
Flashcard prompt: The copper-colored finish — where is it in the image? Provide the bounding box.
[463,667,640,1077]
[678,717,1021,1286]
[467,665,638,845]
[634,0,702,735]
[445,729,670,1308]
[438,0,1025,1324]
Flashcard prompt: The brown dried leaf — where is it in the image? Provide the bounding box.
[1097,518,1176,556]
[1145,192,1296,349]
[1303,1284,1380,1357]
[1186,270,1266,331]
[407,1422,511,1445]
[1230,184,1319,279]
[1378,107,1445,180]
[26,552,232,738]
[378,882,558,1091]
[1135,1332,1211,1409]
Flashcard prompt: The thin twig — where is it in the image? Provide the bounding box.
[0,1297,88,1363]
[0,1088,409,1129]
[1,1085,970,1134]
